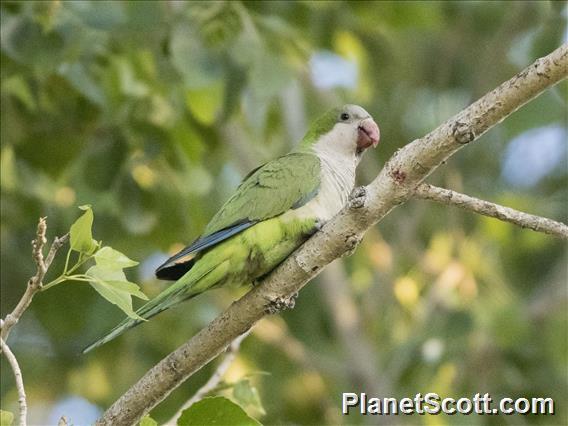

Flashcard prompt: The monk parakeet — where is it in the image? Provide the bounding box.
[83,104,379,353]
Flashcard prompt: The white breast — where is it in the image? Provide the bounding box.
[284,137,357,223]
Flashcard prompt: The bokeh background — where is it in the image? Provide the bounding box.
[1,1,567,425]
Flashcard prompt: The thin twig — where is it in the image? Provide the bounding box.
[0,218,68,424]
[0,218,69,342]
[45,233,70,270]
[414,183,568,239]
[165,332,250,425]
[1,338,27,426]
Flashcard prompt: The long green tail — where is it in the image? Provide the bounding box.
[82,278,200,354]
[83,246,231,353]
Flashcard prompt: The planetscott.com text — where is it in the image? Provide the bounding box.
[342,392,554,416]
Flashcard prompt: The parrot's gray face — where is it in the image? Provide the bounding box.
[316,105,380,162]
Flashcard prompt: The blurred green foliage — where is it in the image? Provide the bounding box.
[1,1,566,425]
[177,396,261,426]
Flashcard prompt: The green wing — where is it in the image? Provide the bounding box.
[205,152,321,234]
[156,152,321,280]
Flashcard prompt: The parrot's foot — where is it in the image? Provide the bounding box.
[349,186,368,209]
[265,292,298,314]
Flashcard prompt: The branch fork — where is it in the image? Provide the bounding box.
[1,218,69,426]
[1,219,69,342]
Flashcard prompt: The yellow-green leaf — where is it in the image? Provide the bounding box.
[70,207,96,253]
[95,246,139,269]
[140,415,158,426]
[185,81,224,126]
[86,265,146,320]
[0,410,14,426]
[233,379,266,415]
[105,280,148,300]
[178,397,261,426]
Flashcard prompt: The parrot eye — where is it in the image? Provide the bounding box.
[340,113,350,121]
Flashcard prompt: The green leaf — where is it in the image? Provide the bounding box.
[233,380,266,415]
[0,410,13,426]
[1,15,66,70]
[86,264,147,300]
[105,280,148,300]
[177,397,261,426]
[1,75,36,111]
[86,265,147,294]
[0,146,17,191]
[95,246,139,269]
[88,280,143,320]
[115,57,149,98]
[170,24,224,89]
[86,265,146,320]
[64,1,127,31]
[70,207,97,253]
[58,62,106,107]
[139,414,158,426]
[185,81,224,125]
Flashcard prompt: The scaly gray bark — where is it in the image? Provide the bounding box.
[97,44,568,426]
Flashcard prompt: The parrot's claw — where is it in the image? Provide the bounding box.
[265,292,298,314]
[349,186,367,209]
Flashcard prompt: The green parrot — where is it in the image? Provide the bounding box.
[83,104,379,353]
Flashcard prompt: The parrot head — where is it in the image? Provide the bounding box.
[299,104,380,158]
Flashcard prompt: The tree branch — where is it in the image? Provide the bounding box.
[166,332,249,425]
[97,44,568,426]
[0,218,69,424]
[414,183,568,239]
[1,217,69,343]
[1,338,27,426]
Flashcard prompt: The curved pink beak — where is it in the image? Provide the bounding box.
[357,118,380,151]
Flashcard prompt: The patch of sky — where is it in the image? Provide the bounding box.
[48,396,101,426]
[501,125,567,188]
[310,50,358,90]
[139,251,169,282]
